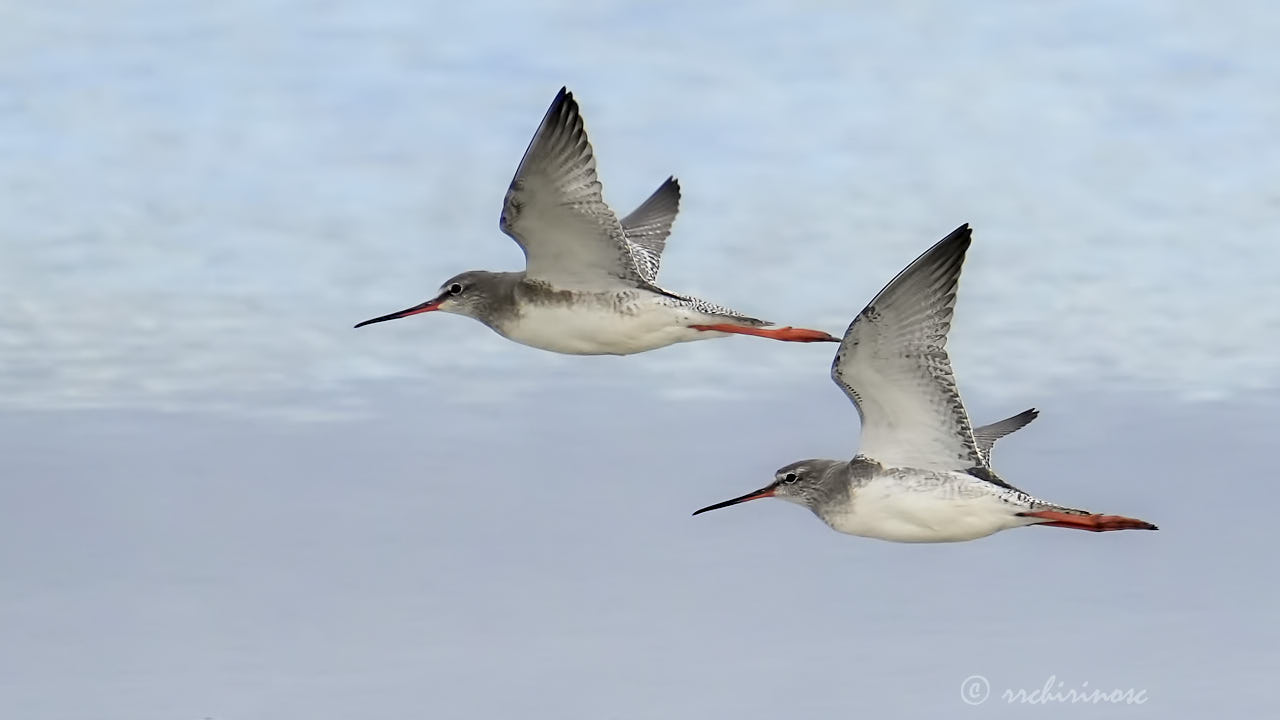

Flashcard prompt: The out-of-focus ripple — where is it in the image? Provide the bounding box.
[2,0,1278,417]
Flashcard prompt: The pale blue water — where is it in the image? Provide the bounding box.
[1,1,1277,718]
[2,387,1275,718]
[2,0,1279,417]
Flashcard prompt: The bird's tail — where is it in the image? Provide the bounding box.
[1018,509,1158,532]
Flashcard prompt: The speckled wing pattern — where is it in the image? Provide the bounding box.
[620,176,680,284]
[972,408,1038,465]
[499,88,650,290]
[662,290,770,324]
[831,224,984,472]
[617,176,766,323]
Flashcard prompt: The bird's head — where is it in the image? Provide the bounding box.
[692,460,839,516]
[354,270,501,327]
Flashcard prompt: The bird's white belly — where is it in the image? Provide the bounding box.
[496,300,719,355]
[822,474,1032,543]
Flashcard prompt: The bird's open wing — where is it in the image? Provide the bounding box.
[972,408,1039,465]
[620,176,681,283]
[499,88,647,289]
[831,224,983,471]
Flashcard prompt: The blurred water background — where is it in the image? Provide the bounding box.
[2,1,1277,718]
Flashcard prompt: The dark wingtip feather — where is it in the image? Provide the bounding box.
[663,175,681,200]
[940,222,973,253]
[547,86,580,126]
[545,87,574,121]
[1006,407,1040,425]
[653,176,680,205]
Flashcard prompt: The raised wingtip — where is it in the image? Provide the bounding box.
[933,224,973,268]
[548,87,577,117]
[661,176,681,204]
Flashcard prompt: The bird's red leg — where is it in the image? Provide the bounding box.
[689,324,839,343]
[1018,510,1158,532]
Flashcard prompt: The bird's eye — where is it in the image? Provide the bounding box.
[783,473,798,484]
[448,283,464,295]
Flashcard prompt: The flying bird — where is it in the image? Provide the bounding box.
[355,87,838,354]
[693,224,1157,542]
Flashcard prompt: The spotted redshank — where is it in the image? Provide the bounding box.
[693,224,1157,542]
[354,87,838,354]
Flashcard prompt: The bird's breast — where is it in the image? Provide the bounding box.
[492,289,710,355]
[820,469,1027,543]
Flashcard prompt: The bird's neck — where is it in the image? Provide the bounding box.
[802,460,859,517]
